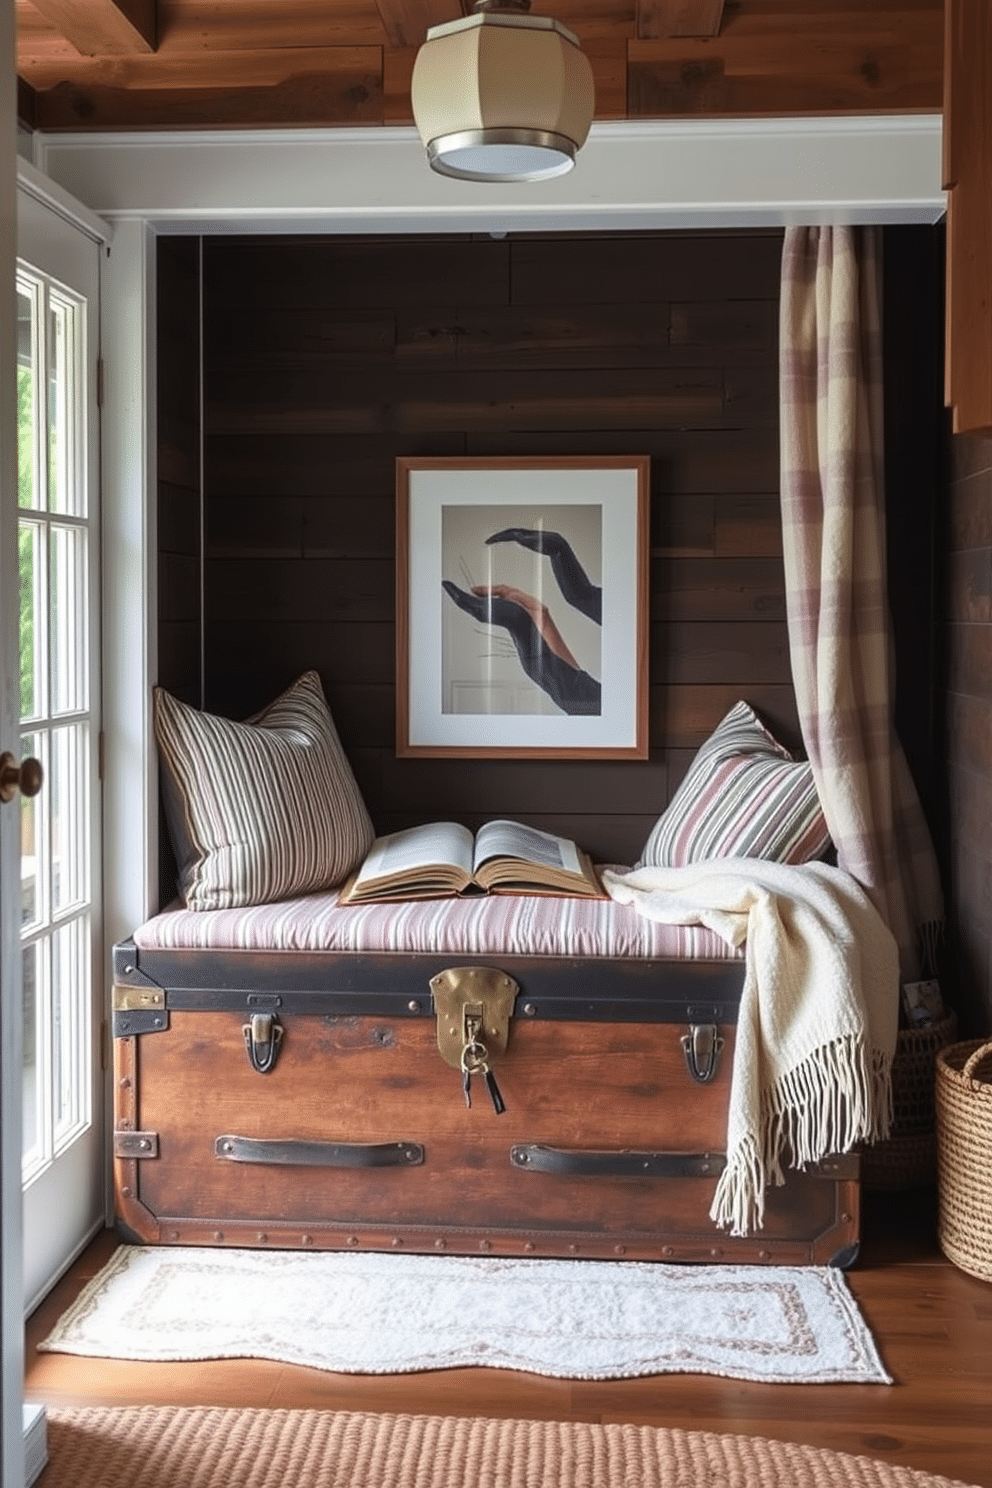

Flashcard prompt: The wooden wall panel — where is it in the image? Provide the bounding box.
[940,428,992,1036]
[156,236,203,899]
[157,237,201,706]
[192,230,787,866]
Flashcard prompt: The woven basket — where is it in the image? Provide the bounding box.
[862,1011,958,1191]
[935,1038,992,1283]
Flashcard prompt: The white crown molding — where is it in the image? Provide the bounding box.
[17,158,112,246]
[33,114,944,235]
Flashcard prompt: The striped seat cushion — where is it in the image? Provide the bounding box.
[639,700,830,868]
[133,885,742,961]
[154,671,374,911]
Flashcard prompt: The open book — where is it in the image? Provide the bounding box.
[338,819,603,904]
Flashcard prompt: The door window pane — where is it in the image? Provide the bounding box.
[52,915,89,1148]
[48,298,81,518]
[20,728,45,932]
[21,940,43,1171]
[50,523,87,715]
[50,724,88,915]
[16,284,39,511]
[19,517,43,720]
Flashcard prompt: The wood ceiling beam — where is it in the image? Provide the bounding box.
[628,9,943,118]
[374,0,460,49]
[637,0,724,41]
[27,46,382,129]
[27,0,156,57]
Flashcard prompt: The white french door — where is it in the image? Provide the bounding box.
[16,187,104,1313]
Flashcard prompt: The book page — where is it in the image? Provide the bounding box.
[473,819,583,875]
[351,821,474,886]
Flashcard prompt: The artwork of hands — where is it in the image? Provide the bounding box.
[486,527,602,623]
[442,527,602,716]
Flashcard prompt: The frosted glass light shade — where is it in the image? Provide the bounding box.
[411,12,595,183]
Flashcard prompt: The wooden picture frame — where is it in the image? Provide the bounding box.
[396,455,649,759]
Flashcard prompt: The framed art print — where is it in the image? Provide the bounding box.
[396,455,649,759]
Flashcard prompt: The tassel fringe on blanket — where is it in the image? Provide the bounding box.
[603,859,898,1236]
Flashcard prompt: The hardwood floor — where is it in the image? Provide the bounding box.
[24,1189,992,1488]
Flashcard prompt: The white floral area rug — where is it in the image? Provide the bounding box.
[38,1245,892,1385]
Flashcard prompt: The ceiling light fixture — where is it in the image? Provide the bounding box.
[410,0,595,184]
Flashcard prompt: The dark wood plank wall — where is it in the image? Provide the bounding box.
[157,236,202,706]
[195,230,792,871]
[155,229,947,946]
[882,227,945,828]
[940,429,992,1036]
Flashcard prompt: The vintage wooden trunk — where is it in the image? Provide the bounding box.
[112,933,860,1267]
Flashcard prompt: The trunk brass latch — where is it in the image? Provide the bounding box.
[430,966,518,1071]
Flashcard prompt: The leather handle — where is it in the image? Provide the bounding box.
[510,1144,725,1178]
[215,1135,424,1168]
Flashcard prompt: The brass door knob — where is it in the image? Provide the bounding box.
[0,752,44,805]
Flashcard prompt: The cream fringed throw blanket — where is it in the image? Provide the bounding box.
[603,859,899,1236]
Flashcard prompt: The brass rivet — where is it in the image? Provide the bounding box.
[139,1139,150,1150]
[121,1186,131,1197]
[435,1238,446,1250]
[569,1244,579,1254]
[214,1231,224,1242]
[119,1077,131,1089]
[170,1230,180,1241]
[258,1233,268,1244]
[758,1249,771,1261]
[347,1236,358,1246]
[524,1242,535,1252]
[663,1246,674,1257]
[302,1234,313,1245]
[479,1239,492,1251]
[710,1247,722,1258]
[615,1245,626,1256]
[841,1212,852,1223]
[391,1237,402,1248]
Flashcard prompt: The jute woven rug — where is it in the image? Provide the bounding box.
[38,1245,890,1384]
[38,1408,980,1488]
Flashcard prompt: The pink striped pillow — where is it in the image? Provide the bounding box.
[639,701,830,868]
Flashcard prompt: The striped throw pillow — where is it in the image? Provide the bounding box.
[154,671,374,911]
[639,700,830,868]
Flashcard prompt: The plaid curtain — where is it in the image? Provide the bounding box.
[779,226,943,980]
